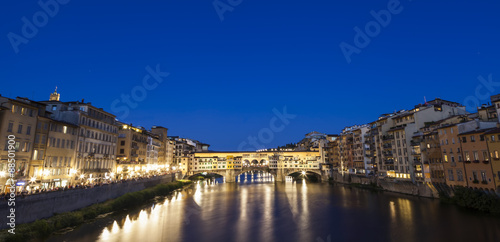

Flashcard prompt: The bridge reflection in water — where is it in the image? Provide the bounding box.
[236,171,274,183]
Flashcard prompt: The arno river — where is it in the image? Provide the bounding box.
[49,172,500,242]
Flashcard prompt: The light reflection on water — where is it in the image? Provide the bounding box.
[48,176,500,242]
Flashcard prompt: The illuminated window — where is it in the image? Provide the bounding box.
[481,171,487,182]
[473,151,479,161]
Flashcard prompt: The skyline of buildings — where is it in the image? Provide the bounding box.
[1,88,500,193]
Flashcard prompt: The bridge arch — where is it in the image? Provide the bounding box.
[187,171,226,180]
[285,169,323,182]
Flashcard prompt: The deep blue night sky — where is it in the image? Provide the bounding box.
[1,0,499,150]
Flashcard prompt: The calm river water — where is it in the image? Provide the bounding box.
[48,172,500,242]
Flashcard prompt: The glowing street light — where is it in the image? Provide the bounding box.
[301,171,306,175]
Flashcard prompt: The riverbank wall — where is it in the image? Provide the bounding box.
[331,172,438,198]
[0,173,178,229]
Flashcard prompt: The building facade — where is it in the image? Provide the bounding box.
[42,96,119,183]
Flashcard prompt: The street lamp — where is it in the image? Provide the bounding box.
[28,176,37,192]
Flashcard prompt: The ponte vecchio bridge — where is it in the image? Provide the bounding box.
[187,150,330,182]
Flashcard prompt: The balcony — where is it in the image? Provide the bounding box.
[118,160,146,164]
[473,160,480,164]
[382,135,394,141]
[483,160,490,164]
[82,168,112,173]
[383,151,393,157]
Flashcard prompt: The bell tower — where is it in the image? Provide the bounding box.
[49,86,60,101]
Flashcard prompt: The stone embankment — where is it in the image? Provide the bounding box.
[330,171,438,198]
[0,173,177,229]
